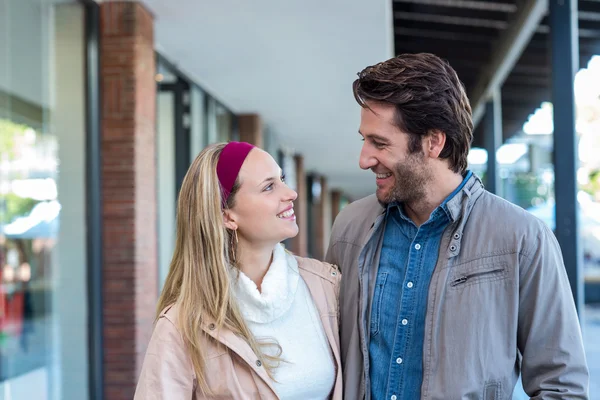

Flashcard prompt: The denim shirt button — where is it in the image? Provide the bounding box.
[453,232,460,240]
[391,396,397,400]
[450,244,457,252]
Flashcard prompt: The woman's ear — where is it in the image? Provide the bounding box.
[222,209,238,231]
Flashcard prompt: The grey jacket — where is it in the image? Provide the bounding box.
[326,175,589,400]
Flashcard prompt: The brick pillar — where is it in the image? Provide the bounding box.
[238,113,263,147]
[290,154,307,256]
[313,176,328,260]
[100,3,157,399]
[331,190,342,223]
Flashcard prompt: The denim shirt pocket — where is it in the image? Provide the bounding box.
[370,272,388,338]
[484,380,502,400]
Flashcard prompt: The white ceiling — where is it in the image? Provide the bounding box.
[142,0,394,199]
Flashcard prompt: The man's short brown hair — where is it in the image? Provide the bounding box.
[353,53,473,174]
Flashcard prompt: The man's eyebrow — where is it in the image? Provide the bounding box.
[359,131,389,142]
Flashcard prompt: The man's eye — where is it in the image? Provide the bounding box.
[373,140,385,148]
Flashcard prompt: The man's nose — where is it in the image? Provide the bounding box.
[359,143,377,170]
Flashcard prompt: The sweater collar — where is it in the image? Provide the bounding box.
[229,243,300,323]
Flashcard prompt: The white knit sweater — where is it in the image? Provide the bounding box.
[229,244,335,400]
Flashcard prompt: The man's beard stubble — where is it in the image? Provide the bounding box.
[378,152,431,206]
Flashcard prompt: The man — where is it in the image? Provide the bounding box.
[326,53,589,400]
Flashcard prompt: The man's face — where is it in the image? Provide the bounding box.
[358,102,432,205]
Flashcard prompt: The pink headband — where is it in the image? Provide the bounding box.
[217,141,255,205]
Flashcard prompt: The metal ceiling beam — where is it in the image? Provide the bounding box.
[395,27,496,42]
[394,0,517,12]
[394,11,509,29]
[470,0,548,128]
[395,41,492,60]
[579,10,600,21]
[504,74,549,86]
[536,25,600,37]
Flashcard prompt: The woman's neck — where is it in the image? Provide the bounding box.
[236,241,275,292]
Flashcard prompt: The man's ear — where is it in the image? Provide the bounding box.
[222,209,238,231]
[425,129,446,159]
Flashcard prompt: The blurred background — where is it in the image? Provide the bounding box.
[0,0,599,399]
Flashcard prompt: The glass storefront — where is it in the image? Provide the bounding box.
[0,0,88,399]
[156,55,237,290]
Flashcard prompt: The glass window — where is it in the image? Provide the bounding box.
[155,58,178,85]
[0,1,88,399]
[156,88,176,290]
[216,103,233,143]
[189,85,206,160]
[205,96,218,144]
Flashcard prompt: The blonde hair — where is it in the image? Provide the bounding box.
[156,143,280,394]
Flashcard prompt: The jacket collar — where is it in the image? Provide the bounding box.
[445,173,484,223]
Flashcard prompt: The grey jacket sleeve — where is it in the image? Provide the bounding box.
[517,225,589,399]
[325,240,337,267]
[325,219,339,267]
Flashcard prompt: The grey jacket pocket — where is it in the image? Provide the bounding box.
[450,262,508,289]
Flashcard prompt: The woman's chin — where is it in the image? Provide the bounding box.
[280,226,299,242]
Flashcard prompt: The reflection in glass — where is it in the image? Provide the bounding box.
[0,1,88,398]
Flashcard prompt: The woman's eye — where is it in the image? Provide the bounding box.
[281,174,286,182]
[264,183,274,191]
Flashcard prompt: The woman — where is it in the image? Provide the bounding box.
[134,142,342,399]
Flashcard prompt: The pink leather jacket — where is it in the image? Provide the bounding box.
[134,256,342,399]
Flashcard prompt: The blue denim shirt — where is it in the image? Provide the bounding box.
[369,171,472,400]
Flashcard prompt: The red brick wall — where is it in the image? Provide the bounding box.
[313,176,327,260]
[290,155,307,256]
[100,3,157,399]
[238,113,263,147]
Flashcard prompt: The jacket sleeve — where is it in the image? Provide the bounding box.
[134,317,195,400]
[325,240,337,267]
[518,225,589,399]
[325,217,340,267]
